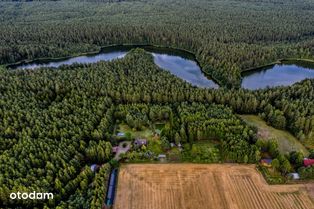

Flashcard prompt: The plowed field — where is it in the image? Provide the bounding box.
[114,164,314,209]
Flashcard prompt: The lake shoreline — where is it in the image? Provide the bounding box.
[5,44,197,69]
[241,59,314,90]
[241,58,314,74]
[5,44,222,87]
[7,44,220,89]
[6,44,314,90]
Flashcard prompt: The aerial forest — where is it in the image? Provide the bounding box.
[0,0,314,87]
[0,0,314,208]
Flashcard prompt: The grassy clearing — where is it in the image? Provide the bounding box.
[117,124,154,140]
[240,115,309,156]
[117,122,166,140]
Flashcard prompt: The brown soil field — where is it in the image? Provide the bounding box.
[114,164,314,209]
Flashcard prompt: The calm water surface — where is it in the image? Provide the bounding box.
[152,53,219,88]
[12,46,314,90]
[15,52,127,69]
[241,64,314,90]
[13,46,219,89]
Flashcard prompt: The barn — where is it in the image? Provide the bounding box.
[303,158,314,167]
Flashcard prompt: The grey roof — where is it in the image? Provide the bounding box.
[90,164,98,172]
[134,139,147,144]
[158,154,166,158]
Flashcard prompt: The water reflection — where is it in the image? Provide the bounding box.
[242,64,314,90]
[12,46,219,88]
[152,53,218,88]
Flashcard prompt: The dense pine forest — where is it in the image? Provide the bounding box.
[0,0,314,208]
[0,0,314,87]
[1,49,314,208]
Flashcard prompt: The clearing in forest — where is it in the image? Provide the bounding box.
[114,164,314,209]
[116,124,156,140]
[240,115,309,155]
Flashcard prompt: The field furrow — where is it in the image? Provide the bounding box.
[114,164,314,209]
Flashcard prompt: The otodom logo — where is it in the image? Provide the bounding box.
[10,191,53,200]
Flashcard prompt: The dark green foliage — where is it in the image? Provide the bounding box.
[55,164,111,209]
[309,150,314,159]
[177,103,259,163]
[0,50,206,208]
[86,141,112,163]
[0,0,314,205]
[90,164,111,209]
[0,0,313,86]
[289,151,304,168]
[0,49,314,208]
[258,165,286,184]
[183,142,221,163]
[298,165,314,180]
[115,101,259,163]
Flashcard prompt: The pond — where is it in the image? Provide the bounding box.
[10,45,219,89]
[241,61,314,90]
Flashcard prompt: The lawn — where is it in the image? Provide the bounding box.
[117,124,154,140]
[240,115,309,156]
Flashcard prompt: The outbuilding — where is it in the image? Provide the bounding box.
[158,154,167,162]
[288,173,300,180]
[134,139,147,148]
[90,164,99,172]
[303,158,314,167]
[117,132,125,137]
[260,159,272,167]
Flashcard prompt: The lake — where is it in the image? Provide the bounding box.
[11,45,219,89]
[241,62,314,90]
[11,46,314,90]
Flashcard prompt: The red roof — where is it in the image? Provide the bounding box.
[304,159,314,166]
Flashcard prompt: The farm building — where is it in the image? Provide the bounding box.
[117,132,125,137]
[134,139,147,148]
[303,158,314,167]
[105,169,118,206]
[260,159,272,167]
[288,173,300,180]
[158,154,167,162]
